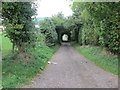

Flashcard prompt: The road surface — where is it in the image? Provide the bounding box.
[23,43,118,88]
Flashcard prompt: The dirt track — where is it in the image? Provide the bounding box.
[23,43,118,88]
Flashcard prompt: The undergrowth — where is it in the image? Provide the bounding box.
[2,42,59,88]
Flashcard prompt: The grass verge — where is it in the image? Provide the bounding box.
[2,41,59,88]
[74,44,118,75]
[2,46,58,88]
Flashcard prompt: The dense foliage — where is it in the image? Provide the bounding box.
[71,2,120,54]
[2,2,59,88]
[38,2,120,54]
[2,2,36,52]
[39,18,57,46]
[51,13,66,43]
[39,13,68,44]
[2,34,59,87]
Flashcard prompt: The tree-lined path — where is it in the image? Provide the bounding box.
[2,2,119,88]
[23,43,118,88]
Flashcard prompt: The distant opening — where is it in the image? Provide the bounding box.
[62,34,68,41]
[61,32,71,42]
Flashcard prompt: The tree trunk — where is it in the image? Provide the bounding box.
[18,42,25,53]
[75,28,79,43]
[12,42,15,53]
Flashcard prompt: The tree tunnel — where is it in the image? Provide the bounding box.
[55,26,71,43]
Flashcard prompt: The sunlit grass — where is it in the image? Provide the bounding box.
[0,34,12,57]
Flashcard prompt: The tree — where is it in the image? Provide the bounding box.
[2,2,36,53]
[71,2,120,54]
[40,18,57,46]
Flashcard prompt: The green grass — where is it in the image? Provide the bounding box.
[0,34,12,57]
[2,35,60,88]
[0,34,12,89]
[2,44,59,88]
[74,45,118,75]
[0,60,2,90]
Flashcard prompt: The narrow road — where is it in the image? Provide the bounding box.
[23,43,118,88]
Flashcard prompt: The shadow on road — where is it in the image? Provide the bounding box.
[61,42,71,46]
